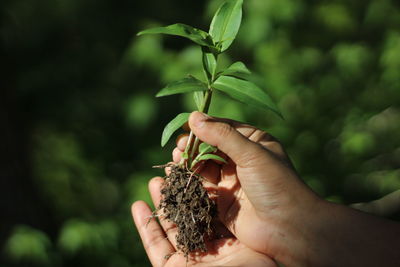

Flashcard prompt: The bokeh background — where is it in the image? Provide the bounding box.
[1,0,400,266]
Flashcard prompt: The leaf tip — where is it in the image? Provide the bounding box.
[155,91,164,97]
[137,29,151,36]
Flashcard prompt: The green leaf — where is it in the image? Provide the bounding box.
[202,47,217,81]
[156,76,208,97]
[209,0,243,52]
[161,113,190,147]
[193,91,204,110]
[137,23,213,47]
[199,142,218,154]
[213,75,282,118]
[220,61,251,77]
[196,154,227,164]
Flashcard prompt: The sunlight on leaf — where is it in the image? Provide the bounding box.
[202,47,217,81]
[219,61,251,77]
[193,91,205,110]
[209,0,243,52]
[156,76,208,97]
[161,113,190,147]
[196,153,227,163]
[138,23,214,47]
[199,142,218,154]
[213,75,282,118]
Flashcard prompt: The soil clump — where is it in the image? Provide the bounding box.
[157,164,217,256]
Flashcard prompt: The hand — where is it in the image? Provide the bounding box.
[173,112,400,267]
[131,177,277,267]
[133,112,400,267]
[169,112,320,265]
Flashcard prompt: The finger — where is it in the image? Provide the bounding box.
[164,162,174,176]
[203,115,288,159]
[189,112,269,168]
[172,134,189,163]
[182,114,287,161]
[172,147,182,163]
[176,134,189,151]
[242,129,288,162]
[131,201,174,267]
[180,114,288,165]
[198,160,221,185]
[148,177,179,250]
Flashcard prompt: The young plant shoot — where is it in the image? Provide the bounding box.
[138,0,281,257]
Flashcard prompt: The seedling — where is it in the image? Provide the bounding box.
[138,0,281,257]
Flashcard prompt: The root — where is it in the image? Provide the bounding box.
[159,164,216,256]
[145,211,161,227]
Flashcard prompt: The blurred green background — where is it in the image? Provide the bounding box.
[1,0,400,266]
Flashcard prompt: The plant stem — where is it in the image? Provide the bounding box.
[180,131,194,167]
[179,89,213,168]
[189,89,212,161]
[180,52,218,169]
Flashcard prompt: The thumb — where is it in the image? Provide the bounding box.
[189,112,266,167]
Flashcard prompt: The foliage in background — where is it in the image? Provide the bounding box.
[1,0,400,266]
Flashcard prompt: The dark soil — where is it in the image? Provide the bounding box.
[157,164,217,256]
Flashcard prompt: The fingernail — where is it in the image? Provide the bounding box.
[193,112,207,128]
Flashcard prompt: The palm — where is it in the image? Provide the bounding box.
[132,175,276,267]
[162,237,274,267]
[214,160,276,255]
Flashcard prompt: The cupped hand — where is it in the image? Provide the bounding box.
[131,177,276,267]
[133,111,400,267]
[171,112,321,264]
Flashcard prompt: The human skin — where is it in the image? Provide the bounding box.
[132,188,276,267]
[132,111,400,267]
